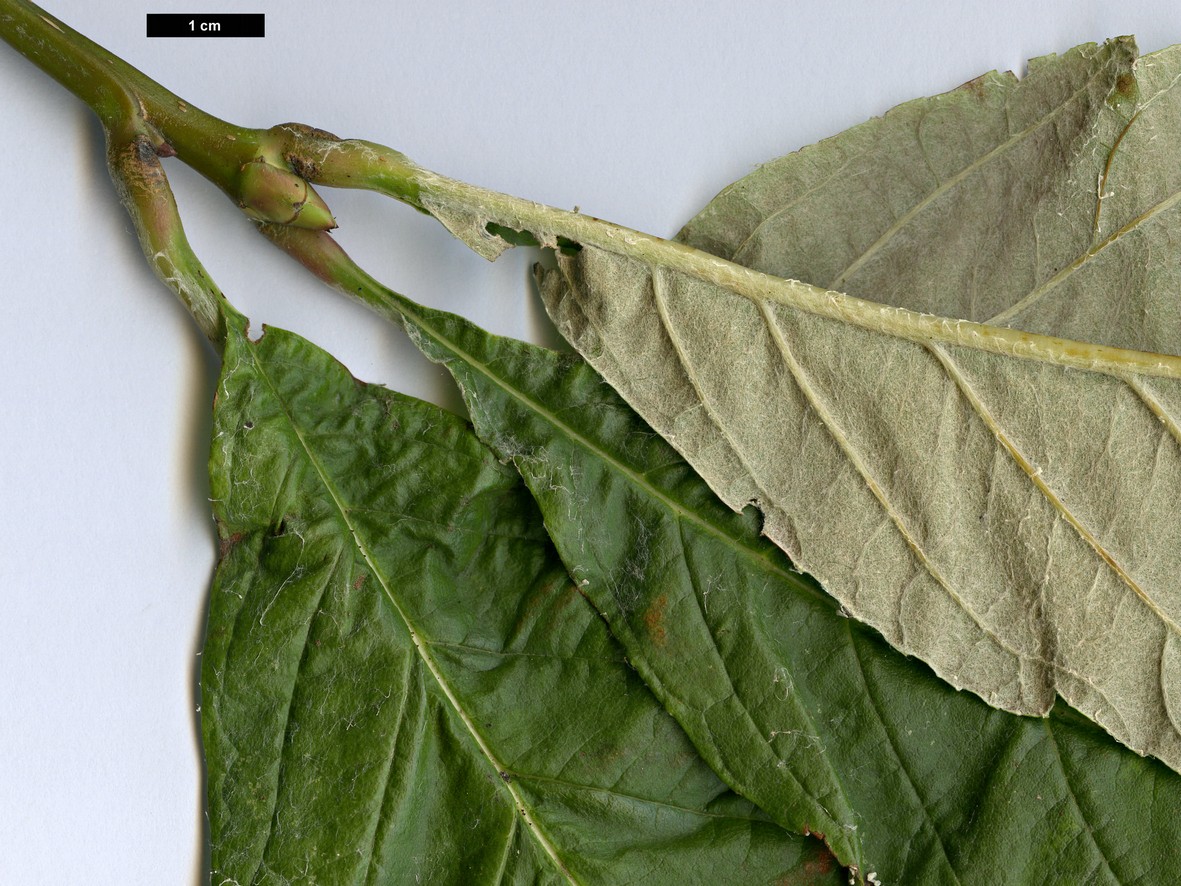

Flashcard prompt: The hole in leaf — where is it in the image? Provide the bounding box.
[484,222,582,255]
[486,222,539,247]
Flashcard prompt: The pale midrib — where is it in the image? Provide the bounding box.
[397,294,865,861]
[828,57,1117,293]
[930,343,1181,645]
[419,170,1181,381]
[390,300,832,612]
[244,343,580,886]
[756,301,1038,671]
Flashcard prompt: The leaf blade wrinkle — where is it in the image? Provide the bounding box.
[359,281,1181,884]
[201,313,839,885]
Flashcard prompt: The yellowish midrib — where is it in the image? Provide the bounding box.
[245,340,581,886]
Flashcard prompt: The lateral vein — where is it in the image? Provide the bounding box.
[756,302,1037,669]
[244,340,580,886]
[929,343,1181,644]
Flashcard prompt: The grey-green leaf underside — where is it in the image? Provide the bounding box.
[536,37,1181,772]
[200,312,839,885]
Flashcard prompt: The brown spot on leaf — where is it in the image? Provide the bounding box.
[773,846,837,884]
[805,852,835,876]
[957,73,989,101]
[353,573,367,591]
[643,593,668,646]
[1116,72,1136,98]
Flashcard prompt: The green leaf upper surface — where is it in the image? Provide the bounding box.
[380,293,1181,885]
[200,313,838,885]
[535,38,1181,772]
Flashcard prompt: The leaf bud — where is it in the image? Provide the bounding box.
[237,156,336,230]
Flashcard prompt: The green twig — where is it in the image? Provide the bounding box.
[0,0,336,229]
[105,120,231,345]
[8,0,1173,386]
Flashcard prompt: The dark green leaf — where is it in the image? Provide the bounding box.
[381,292,1181,885]
[200,311,839,885]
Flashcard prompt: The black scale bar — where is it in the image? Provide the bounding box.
[147,14,264,38]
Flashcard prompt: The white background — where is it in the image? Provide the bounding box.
[2,2,1179,882]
